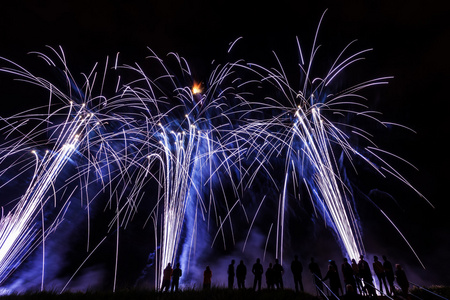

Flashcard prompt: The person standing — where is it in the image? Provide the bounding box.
[161,263,173,292]
[291,255,304,292]
[373,256,388,295]
[273,258,284,289]
[265,262,275,290]
[358,255,375,297]
[227,259,235,289]
[329,260,343,295]
[309,257,323,295]
[236,260,247,289]
[322,265,341,299]
[351,258,363,295]
[203,266,212,290]
[252,258,264,291]
[171,263,182,292]
[341,258,356,293]
[382,255,395,296]
[395,264,410,299]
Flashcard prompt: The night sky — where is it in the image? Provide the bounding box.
[0,0,449,291]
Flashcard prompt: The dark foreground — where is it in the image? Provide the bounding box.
[0,287,448,300]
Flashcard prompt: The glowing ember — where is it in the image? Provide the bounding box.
[192,82,202,95]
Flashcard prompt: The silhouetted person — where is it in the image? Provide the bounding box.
[382,255,395,296]
[351,258,363,295]
[252,258,264,291]
[373,255,388,295]
[395,264,410,299]
[265,262,275,290]
[309,257,323,295]
[236,260,247,289]
[227,259,235,289]
[342,258,356,293]
[291,255,304,292]
[322,265,340,299]
[171,263,182,292]
[358,255,375,297]
[273,258,284,289]
[329,260,343,295]
[161,263,173,292]
[203,266,212,290]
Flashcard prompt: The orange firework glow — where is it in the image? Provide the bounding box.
[192,82,202,94]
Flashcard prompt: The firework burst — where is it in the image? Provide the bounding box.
[0,14,428,292]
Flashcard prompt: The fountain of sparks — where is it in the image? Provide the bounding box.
[0,104,95,282]
[116,53,249,287]
[234,11,427,264]
[291,105,364,261]
[0,48,131,290]
[152,119,208,287]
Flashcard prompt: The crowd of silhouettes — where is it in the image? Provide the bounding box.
[160,254,411,299]
[309,254,411,300]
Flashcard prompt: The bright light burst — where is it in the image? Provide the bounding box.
[0,14,428,292]
[191,82,202,95]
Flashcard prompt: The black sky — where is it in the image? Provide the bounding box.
[1,0,450,288]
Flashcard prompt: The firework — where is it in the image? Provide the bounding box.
[113,51,255,287]
[231,11,427,265]
[0,47,141,289]
[0,18,427,292]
